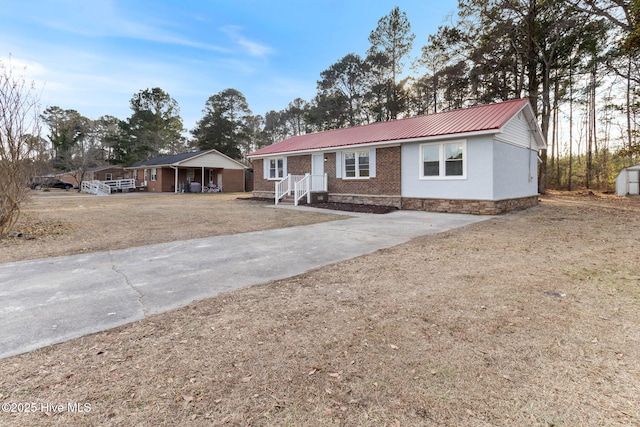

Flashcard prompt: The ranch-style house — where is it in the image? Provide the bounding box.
[247,98,546,215]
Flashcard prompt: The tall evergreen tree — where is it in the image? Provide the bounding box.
[123,88,185,163]
[317,54,370,126]
[367,6,415,119]
[192,88,252,159]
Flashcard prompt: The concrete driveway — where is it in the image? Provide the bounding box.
[0,209,489,359]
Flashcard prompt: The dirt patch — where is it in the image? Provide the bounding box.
[0,191,639,426]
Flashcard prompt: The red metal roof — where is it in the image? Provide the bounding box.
[248,98,532,157]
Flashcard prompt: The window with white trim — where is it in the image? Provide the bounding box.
[269,158,284,179]
[150,168,157,181]
[420,140,466,179]
[344,151,370,178]
[105,173,113,181]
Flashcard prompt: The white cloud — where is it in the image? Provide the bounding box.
[0,56,47,78]
[29,0,228,53]
[221,25,273,58]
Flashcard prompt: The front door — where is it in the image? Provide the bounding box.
[311,154,325,192]
[312,154,324,176]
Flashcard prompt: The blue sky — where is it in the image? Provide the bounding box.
[1,0,458,131]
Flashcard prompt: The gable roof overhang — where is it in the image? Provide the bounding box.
[510,100,546,150]
[126,149,246,170]
[247,99,546,159]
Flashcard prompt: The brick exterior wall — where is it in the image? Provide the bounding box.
[145,168,164,192]
[252,148,401,203]
[132,167,245,192]
[252,148,537,214]
[221,169,245,192]
[326,146,401,196]
[251,155,313,196]
[286,155,311,175]
[252,159,271,193]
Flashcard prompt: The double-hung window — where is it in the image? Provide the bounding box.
[269,158,284,179]
[344,151,370,178]
[420,140,466,179]
[150,168,158,181]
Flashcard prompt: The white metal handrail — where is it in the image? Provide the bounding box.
[275,174,305,205]
[274,173,328,205]
[294,174,311,206]
[274,175,290,205]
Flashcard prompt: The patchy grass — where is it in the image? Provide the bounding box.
[0,192,639,426]
[0,191,343,264]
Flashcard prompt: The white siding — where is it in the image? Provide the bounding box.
[401,136,494,200]
[495,111,534,149]
[617,166,640,196]
[401,135,539,201]
[180,153,245,169]
[492,140,539,199]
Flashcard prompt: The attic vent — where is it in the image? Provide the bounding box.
[518,112,523,120]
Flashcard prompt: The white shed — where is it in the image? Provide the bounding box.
[615,165,640,196]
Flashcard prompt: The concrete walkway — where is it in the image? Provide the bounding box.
[0,209,489,359]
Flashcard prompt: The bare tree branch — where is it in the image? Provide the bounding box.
[0,58,41,234]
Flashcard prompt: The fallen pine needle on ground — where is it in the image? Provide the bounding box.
[0,190,638,426]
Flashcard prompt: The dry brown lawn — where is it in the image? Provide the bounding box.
[0,191,344,264]
[0,190,639,426]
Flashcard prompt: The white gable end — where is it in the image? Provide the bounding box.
[179,153,245,169]
[494,111,535,149]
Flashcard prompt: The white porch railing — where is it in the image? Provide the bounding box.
[80,178,136,196]
[275,174,303,205]
[103,178,136,191]
[275,173,328,205]
[81,180,112,196]
[294,174,311,206]
[274,175,289,205]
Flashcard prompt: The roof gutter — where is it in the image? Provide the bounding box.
[124,163,173,170]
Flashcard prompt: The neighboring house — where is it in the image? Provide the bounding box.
[126,149,247,193]
[615,165,640,196]
[247,98,546,215]
[58,166,127,187]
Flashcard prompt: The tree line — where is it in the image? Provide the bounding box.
[21,1,640,193]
